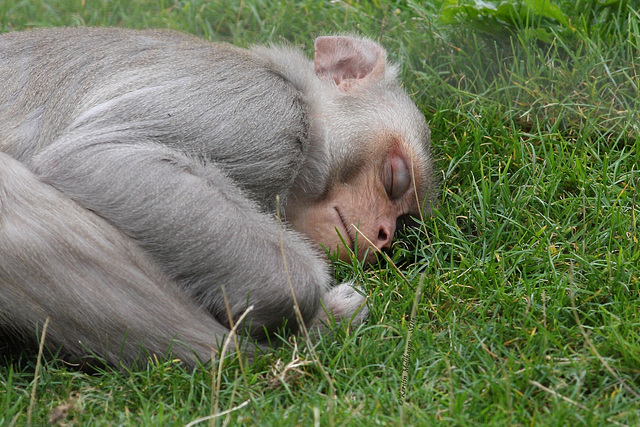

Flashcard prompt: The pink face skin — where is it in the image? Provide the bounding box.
[286,138,424,263]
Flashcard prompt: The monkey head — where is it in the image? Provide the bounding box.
[284,36,435,263]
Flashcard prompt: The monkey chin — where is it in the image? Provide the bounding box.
[330,245,379,265]
[290,209,381,264]
[284,198,359,262]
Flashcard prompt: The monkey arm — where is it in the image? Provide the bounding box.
[0,153,236,367]
[31,129,330,339]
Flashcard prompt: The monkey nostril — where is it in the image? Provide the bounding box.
[377,227,392,249]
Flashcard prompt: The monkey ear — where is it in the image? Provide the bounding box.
[314,36,386,90]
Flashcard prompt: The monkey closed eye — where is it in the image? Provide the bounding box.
[386,154,411,200]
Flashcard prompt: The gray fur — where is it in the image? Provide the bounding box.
[0,152,233,366]
[0,27,432,367]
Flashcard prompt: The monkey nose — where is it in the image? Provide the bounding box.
[374,224,394,250]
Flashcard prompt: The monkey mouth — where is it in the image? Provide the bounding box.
[334,207,354,251]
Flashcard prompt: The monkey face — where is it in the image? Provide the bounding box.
[285,136,425,263]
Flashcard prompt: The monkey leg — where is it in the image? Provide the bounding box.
[0,152,238,368]
[31,136,330,340]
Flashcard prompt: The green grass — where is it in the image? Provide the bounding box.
[2,0,639,425]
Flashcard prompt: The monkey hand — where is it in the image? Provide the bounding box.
[310,281,369,332]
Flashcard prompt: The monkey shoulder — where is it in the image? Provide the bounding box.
[0,28,311,184]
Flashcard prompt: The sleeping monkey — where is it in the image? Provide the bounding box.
[0,28,435,367]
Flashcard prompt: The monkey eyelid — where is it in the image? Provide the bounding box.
[385,154,411,200]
